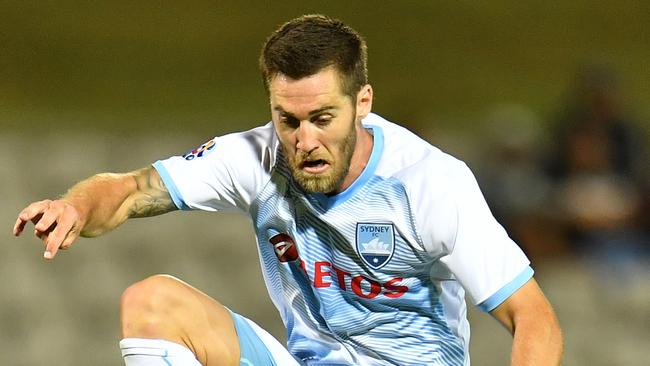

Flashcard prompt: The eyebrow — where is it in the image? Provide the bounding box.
[273,105,337,118]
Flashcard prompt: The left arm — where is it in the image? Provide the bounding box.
[490,278,563,366]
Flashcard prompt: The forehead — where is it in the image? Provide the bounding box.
[269,68,348,111]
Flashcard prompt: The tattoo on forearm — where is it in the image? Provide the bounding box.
[128,167,177,218]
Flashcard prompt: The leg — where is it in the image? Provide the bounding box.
[120,274,240,366]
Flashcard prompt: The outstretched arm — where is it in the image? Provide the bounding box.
[13,166,176,260]
[490,278,563,366]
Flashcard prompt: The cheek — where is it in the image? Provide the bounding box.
[324,138,347,160]
[280,139,296,156]
[280,138,302,161]
[274,127,295,150]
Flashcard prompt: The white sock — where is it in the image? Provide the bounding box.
[120,338,202,366]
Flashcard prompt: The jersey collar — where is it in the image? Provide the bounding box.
[310,124,384,210]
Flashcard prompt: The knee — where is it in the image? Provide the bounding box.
[120,274,186,336]
[121,274,184,312]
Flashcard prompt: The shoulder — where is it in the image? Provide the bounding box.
[363,113,468,188]
[206,122,279,172]
[363,113,477,256]
[153,122,280,212]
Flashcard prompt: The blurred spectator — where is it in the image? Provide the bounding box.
[478,104,568,264]
[544,65,649,289]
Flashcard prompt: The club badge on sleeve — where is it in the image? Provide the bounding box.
[183,139,216,161]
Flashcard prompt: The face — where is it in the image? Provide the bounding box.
[269,67,370,194]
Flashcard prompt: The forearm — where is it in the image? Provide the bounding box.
[62,172,139,237]
[62,166,175,237]
[15,164,175,260]
[510,313,563,365]
[491,279,563,366]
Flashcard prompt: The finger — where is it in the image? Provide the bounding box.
[44,208,80,260]
[35,229,46,240]
[43,233,62,260]
[15,211,44,237]
[44,215,77,259]
[13,216,28,236]
[14,200,51,236]
[59,230,78,250]
[36,229,51,252]
[34,206,62,233]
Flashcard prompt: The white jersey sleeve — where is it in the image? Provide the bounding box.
[152,123,277,214]
[401,151,532,312]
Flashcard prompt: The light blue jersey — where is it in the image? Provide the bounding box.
[154,113,533,365]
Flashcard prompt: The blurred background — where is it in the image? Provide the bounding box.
[2,1,649,365]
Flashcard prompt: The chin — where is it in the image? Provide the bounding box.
[294,174,339,194]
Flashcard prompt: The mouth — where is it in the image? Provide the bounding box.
[300,159,330,174]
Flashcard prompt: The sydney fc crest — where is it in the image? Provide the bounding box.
[356,223,395,269]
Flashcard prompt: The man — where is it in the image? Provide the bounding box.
[13,14,562,366]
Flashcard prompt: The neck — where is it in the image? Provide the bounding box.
[333,125,374,194]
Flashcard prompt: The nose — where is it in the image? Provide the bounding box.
[295,121,319,153]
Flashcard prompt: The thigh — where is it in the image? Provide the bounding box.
[171,277,243,366]
[121,275,240,366]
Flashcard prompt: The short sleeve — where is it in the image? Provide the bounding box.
[406,154,532,312]
[153,123,277,214]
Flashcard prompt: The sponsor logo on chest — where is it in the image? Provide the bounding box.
[356,223,395,270]
[267,228,408,299]
[269,233,299,262]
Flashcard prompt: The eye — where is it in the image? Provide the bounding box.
[279,115,300,129]
[312,114,333,126]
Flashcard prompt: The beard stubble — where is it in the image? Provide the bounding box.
[286,120,357,194]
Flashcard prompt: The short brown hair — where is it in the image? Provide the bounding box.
[259,14,368,98]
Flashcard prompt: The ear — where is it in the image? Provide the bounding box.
[356,84,373,120]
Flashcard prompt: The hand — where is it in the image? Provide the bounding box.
[13,199,84,260]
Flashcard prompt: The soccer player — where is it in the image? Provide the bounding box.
[13,14,563,366]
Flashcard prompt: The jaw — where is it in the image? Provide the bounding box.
[291,161,345,194]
